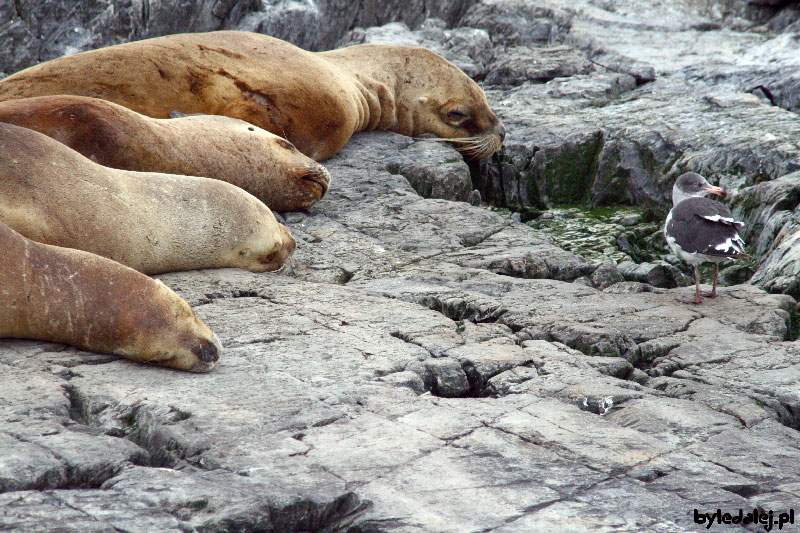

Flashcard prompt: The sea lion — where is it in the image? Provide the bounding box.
[0,95,330,212]
[0,221,221,372]
[0,31,505,161]
[0,123,296,275]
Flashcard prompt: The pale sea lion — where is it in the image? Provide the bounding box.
[0,95,330,212]
[0,123,296,275]
[0,221,221,372]
[0,31,505,161]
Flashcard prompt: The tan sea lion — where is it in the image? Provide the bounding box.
[0,31,505,161]
[0,123,296,275]
[0,221,221,372]
[0,95,330,212]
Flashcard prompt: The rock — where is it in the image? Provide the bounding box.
[618,213,642,226]
[589,261,624,289]
[0,0,481,73]
[617,260,689,289]
[488,78,800,212]
[338,19,494,79]
[385,140,474,202]
[588,55,656,85]
[524,207,657,265]
[461,0,573,46]
[438,224,596,281]
[376,370,427,393]
[545,72,638,101]
[0,0,262,74]
[484,45,592,86]
[4,0,800,530]
[4,116,800,529]
[732,171,800,298]
[750,209,800,298]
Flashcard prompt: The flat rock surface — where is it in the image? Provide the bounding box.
[2,0,800,532]
[2,130,798,531]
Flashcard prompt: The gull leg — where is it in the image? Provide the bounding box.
[679,265,703,305]
[701,264,719,298]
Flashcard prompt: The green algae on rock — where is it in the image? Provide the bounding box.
[526,206,662,265]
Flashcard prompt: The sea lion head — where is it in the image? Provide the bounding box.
[112,278,223,372]
[170,112,332,212]
[404,48,505,159]
[258,135,332,212]
[230,217,297,273]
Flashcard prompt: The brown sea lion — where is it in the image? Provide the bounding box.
[0,123,296,275]
[0,95,330,212]
[0,221,221,372]
[0,31,505,161]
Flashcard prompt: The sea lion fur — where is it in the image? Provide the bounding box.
[0,123,296,275]
[0,31,505,161]
[0,95,330,212]
[0,222,221,372]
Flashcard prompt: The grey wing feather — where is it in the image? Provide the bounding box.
[669,197,747,257]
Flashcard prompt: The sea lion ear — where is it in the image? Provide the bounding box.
[417,96,428,105]
[169,110,187,118]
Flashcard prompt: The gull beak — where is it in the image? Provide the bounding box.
[703,186,726,197]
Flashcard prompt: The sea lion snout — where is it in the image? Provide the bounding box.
[186,332,222,372]
[277,227,297,260]
[257,225,296,271]
[299,165,331,196]
[193,338,220,362]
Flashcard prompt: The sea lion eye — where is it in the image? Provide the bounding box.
[276,139,295,150]
[447,110,469,122]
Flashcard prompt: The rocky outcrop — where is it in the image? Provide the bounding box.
[0,0,479,76]
[1,0,800,531]
[734,172,800,296]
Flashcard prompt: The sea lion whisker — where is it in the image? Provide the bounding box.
[482,137,497,158]
[276,251,296,274]
[413,136,484,144]
[472,137,489,156]
[460,137,491,154]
